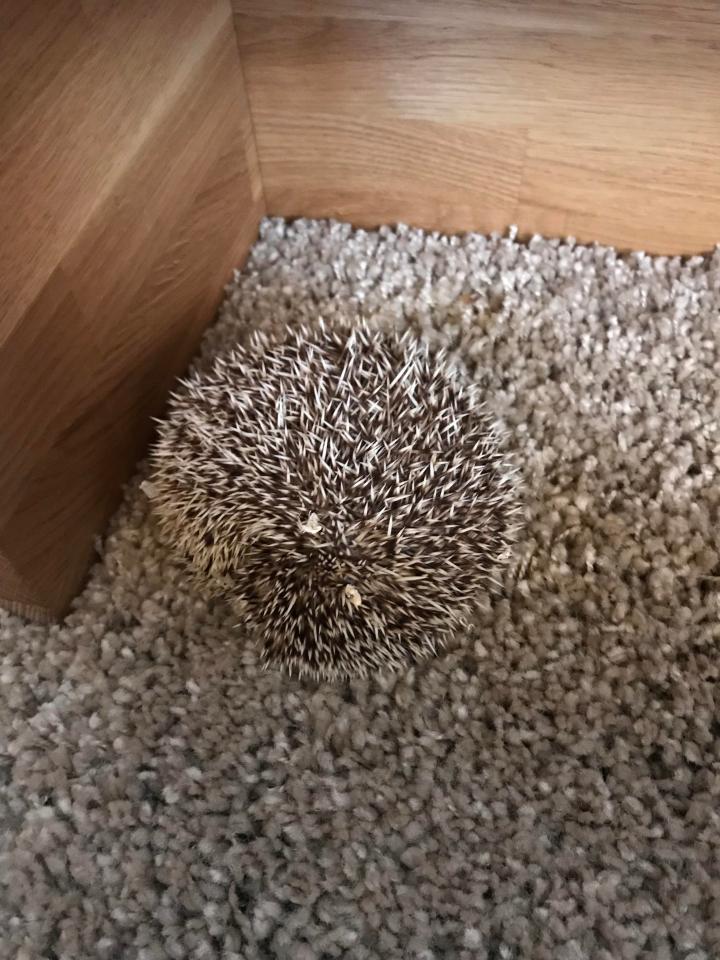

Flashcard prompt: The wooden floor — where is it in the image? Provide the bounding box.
[234,0,720,254]
[0,0,264,618]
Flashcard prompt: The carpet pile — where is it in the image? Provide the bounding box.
[2,219,720,959]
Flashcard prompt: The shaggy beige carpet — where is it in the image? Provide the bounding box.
[2,219,720,959]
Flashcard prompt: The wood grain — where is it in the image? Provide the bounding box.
[6,0,719,617]
[233,0,720,253]
[0,0,265,617]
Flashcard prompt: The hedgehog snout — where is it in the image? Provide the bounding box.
[343,583,363,608]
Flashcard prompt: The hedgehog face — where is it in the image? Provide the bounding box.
[150,323,521,680]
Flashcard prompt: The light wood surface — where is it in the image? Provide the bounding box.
[0,0,264,618]
[234,0,720,254]
[5,0,720,618]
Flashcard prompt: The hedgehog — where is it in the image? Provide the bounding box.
[148,321,521,680]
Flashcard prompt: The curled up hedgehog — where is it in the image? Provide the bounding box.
[148,321,521,680]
